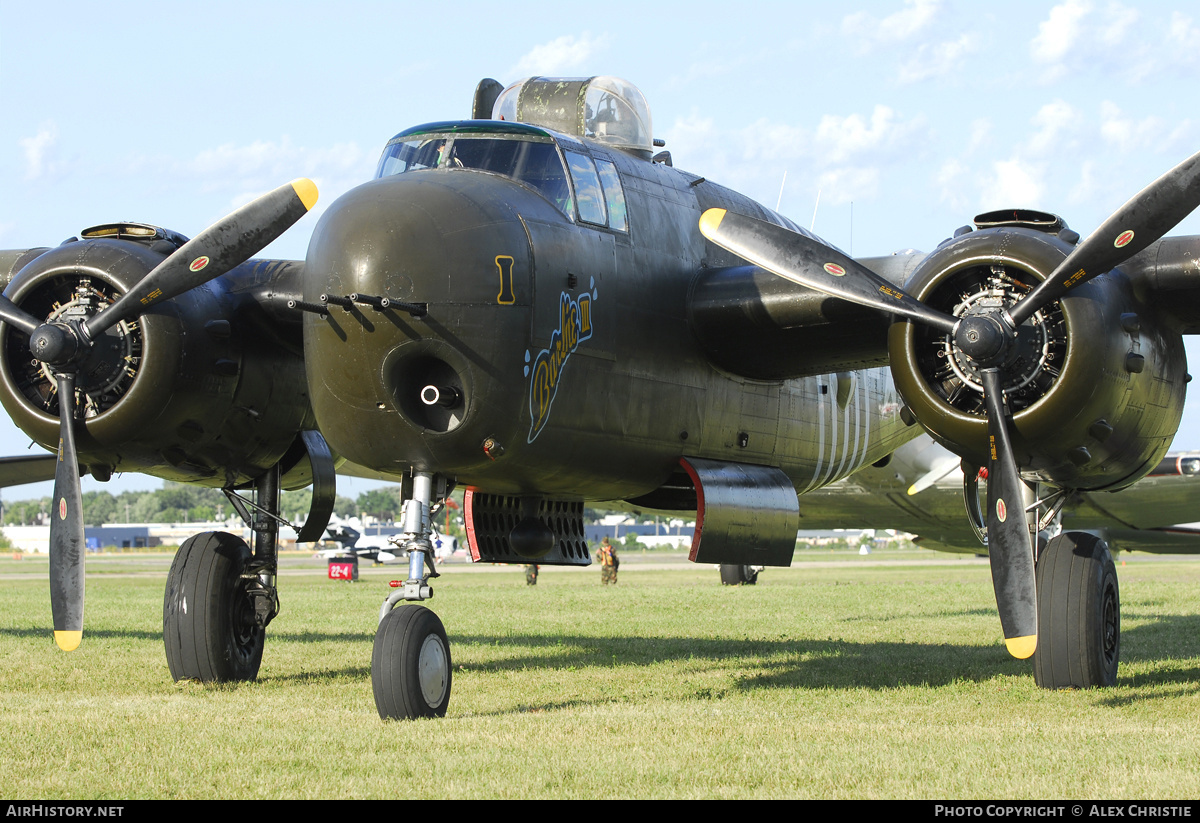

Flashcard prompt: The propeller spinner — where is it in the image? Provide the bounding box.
[699,148,1200,658]
[1,178,318,651]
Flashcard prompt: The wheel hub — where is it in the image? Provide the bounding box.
[418,634,449,705]
[1102,579,1119,665]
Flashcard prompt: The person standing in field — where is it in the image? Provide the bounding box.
[596,536,619,585]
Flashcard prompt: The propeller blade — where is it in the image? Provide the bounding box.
[49,373,85,651]
[84,178,318,337]
[980,368,1037,659]
[1010,148,1200,326]
[699,208,958,334]
[906,455,962,496]
[0,294,42,336]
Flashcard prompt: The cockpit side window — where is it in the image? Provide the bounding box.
[375,138,447,177]
[564,151,607,226]
[594,159,627,232]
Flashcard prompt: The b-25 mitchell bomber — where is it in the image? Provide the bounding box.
[3,76,1200,719]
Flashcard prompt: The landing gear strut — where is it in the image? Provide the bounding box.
[372,472,453,719]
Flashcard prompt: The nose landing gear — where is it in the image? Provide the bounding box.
[372,472,454,719]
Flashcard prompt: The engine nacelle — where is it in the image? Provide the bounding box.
[888,224,1187,491]
[0,228,315,488]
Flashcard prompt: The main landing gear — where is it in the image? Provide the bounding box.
[372,471,453,719]
[162,434,335,685]
[163,466,284,683]
[163,531,266,681]
[719,564,759,585]
[1033,531,1120,688]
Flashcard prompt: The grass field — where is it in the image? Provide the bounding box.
[2,550,1199,799]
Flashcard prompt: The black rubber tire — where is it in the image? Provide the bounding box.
[1033,532,1120,689]
[163,532,265,682]
[719,564,758,585]
[372,605,452,720]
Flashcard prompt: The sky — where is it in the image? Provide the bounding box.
[3,0,1200,499]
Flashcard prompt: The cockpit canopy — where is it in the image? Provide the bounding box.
[375,122,574,215]
[492,76,653,157]
[373,121,629,232]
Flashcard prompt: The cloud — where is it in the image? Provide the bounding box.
[188,138,367,181]
[812,105,926,164]
[897,33,978,84]
[843,0,939,49]
[815,167,880,205]
[1167,11,1200,50]
[509,33,609,78]
[180,137,372,223]
[1024,100,1081,157]
[937,159,970,212]
[1099,101,1161,152]
[981,158,1045,208]
[1098,2,1139,47]
[1031,0,1092,64]
[1029,1,1160,81]
[20,122,61,180]
[664,102,928,219]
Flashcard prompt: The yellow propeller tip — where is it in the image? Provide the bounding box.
[698,208,727,238]
[291,178,319,211]
[54,630,82,651]
[906,485,918,496]
[1004,635,1037,659]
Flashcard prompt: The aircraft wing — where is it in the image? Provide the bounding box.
[787,437,1200,555]
[0,453,57,488]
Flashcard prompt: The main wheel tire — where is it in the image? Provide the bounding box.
[163,531,265,682]
[1033,532,1120,689]
[372,605,452,720]
[719,564,758,585]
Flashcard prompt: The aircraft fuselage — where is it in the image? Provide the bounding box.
[303,121,914,502]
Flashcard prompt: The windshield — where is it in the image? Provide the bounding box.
[376,135,572,215]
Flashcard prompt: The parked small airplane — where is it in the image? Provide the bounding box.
[3,75,1200,719]
[317,516,459,564]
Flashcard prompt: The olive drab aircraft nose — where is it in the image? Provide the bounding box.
[302,169,539,478]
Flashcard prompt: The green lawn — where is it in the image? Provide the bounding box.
[1,552,1198,798]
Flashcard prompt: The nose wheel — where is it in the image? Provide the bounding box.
[371,471,454,719]
[372,605,452,719]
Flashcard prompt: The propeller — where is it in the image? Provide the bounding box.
[2,178,318,651]
[699,148,1200,659]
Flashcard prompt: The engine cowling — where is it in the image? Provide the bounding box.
[888,222,1187,491]
[0,228,315,487]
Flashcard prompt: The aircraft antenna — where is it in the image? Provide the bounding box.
[776,170,788,212]
[810,189,821,232]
